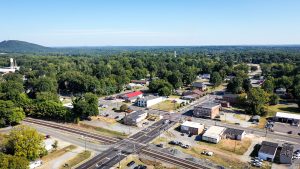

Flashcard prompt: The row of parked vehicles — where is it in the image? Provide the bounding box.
[250,157,263,168]
[168,140,190,149]
[293,150,300,159]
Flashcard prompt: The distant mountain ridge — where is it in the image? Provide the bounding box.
[0,40,52,53]
[0,40,300,55]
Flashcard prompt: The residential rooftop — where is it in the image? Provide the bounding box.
[260,141,278,155]
[196,102,220,109]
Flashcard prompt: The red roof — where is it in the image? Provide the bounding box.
[125,91,143,98]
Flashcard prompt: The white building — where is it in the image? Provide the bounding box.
[136,96,165,107]
[274,112,300,126]
[123,110,148,126]
[0,58,20,74]
[202,126,226,143]
[181,121,204,135]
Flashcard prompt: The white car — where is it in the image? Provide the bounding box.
[29,160,42,169]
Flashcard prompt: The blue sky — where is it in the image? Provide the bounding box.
[1,0,300,46]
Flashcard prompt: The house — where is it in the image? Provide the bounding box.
[123,110,148,126]
[250,115,260,122]
[131,80,149,85]
[180,121,205,135]
[120,91,143,102]
[222,128,246,140]
[274,112,300,126]
[201,74,211,79]
[181,89,206,100]
[280,143,294,164]
[275,88,287,95]
[258,141,278,162]
[202,126,226,143]
[136,96,165,107]
[191,82,207,91]
[222,94,239,104]
[193,102,221,119]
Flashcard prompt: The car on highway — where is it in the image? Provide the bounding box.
[127,161,135,167]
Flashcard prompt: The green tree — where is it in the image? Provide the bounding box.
[72,93,98,118]
[246,88,269,115]
[167,71,183,89]
[269,93,279,105]
[210,72,222,87]
[0,100,25,127]
[0,153,29,169]
[119,104,128,112]
[158,86,172,96]
[262,79,275,93]
[4,126,46,160]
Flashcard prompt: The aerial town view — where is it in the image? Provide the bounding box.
[0,1,300,169]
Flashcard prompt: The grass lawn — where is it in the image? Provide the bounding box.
[60,150,91,169]
[42,145,77,162]
[266,104,300,117]
[151,100,180,112]
[233,114,247,121]
[78,123,127,138]
[152,137,168,145]
[199,138,252,155]
[91,116,117,124]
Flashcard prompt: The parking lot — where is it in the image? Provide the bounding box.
[272,122,300,136]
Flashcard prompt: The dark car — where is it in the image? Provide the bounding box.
[105,114,109,117]
[45,135,51,139]
[188,133,193,137]
[127,161,135,167]
[114,116,119,119]
[156,144,163,148]
[287,131,293,134]
[169,140,178,145]
[134,165,147,169]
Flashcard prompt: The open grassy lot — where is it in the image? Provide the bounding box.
[266,103,300,116]
[199,138,252,155]
[178,146,271,169]
[77,123,127,138]
[91,116,117,124]
[60,150,91,169]
[151,100,180,112]
[42,145,77,162]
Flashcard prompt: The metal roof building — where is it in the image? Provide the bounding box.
[202,126,226,143]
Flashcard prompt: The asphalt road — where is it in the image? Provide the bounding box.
[23,121,110,152]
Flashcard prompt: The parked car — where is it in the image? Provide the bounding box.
[169,140,178,145]
[181,144,190,149]
[134,165,147,169]
[234,122,240,125]
[188,133,193,137]
[201,151,213,156]
[143,122,149,125]
[287,131,293,134]
[104,114,109,117]
[114,116,119,119]
[181,133,185,136]
[127,161,135,167]
[45,135,51,139]
[156,144,163,148]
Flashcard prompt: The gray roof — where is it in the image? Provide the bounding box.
[125,110,147,119]
[192,82,206,88]
[280,143,294,158]
[259,141,278,155]
[196,102,220,109]
[223,128,245,136]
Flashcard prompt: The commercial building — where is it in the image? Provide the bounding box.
[258,141,278,162]
[120,91,143,102]
[123,110,148,126]
[181,89,205,100]
[0,58,20,74]
[180,121,205,135]
[136,96,165,107]
[222,128,246,140]
[279,143,294,164]
[202,126,226,143]
[193,102,221,119]
[274,112,300,126]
